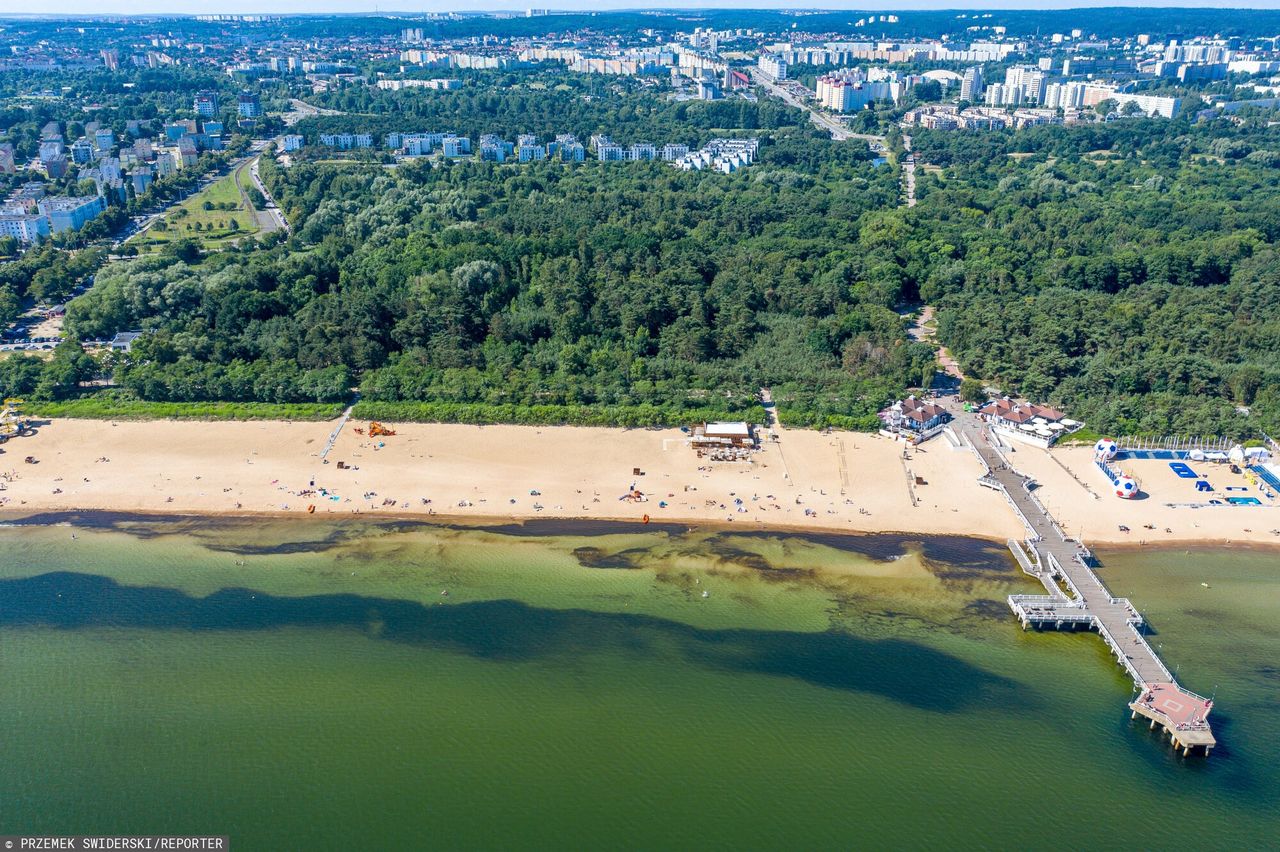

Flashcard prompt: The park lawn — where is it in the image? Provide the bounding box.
[129,169,259,252]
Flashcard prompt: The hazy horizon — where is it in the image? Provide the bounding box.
[6,1,1280,21]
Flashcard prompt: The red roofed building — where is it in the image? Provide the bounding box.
[977,397,1081,447]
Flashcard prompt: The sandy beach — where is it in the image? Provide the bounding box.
[2,416,1020,539]
[3,416,1277,546]
[1002,442,1280,547]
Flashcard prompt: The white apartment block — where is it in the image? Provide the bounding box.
[627,143,657,161]
[1085,87,1181,118]
[758,53,787,81]
[318,134,374,150]
[0,212,50,243]
[661,143,690,161]
[596,143,626,161]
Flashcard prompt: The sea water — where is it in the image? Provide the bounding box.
[1,515,1276,849]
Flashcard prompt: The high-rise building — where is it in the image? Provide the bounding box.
[960,66,983,102]
[236,91,262,118]
[193,91,219,117]
[758,53,787,81]
[1003,65,1047,104]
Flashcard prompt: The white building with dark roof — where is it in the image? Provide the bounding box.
[977,397,1082,447]
[879,395,952,442]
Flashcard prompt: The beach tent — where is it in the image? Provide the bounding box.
[1189,449,1206,462]
[1228,444,1246,465]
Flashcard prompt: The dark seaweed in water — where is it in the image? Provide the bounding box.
[0,572,1032,715]
[712,529,1013,583]
[571,546,649,570]
[5,513,1014,589]
[3,511,693,555]
[962,599,1010,621]
[3,511,432,555]
[720,529,1005,567]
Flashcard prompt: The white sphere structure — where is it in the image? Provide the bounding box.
[1114,476,1139,499]
[1094,438,1119,461]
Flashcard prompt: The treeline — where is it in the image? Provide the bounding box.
[351,401,758,428]
[27,394,342,422]
[57,85,1280,438]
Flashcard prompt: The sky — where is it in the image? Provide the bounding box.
[10,1,1280,17]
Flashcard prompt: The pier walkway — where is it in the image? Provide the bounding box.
[946,407,1216,755]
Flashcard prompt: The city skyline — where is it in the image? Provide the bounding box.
[9,1,1280,19]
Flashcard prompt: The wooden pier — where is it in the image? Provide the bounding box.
[948,408,1216,755]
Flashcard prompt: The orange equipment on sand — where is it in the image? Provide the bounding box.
[368,421,397,438]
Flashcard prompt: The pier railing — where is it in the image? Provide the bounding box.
[1008,595,1095,626]
[1006,539,1043,578]
[1045,552,1130,612]
[1095,619,1159,684]
[1147,708,1213,733]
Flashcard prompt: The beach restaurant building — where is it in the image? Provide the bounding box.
[690,422,758,450]
[879,395,952,442]
[977,397,1082,448]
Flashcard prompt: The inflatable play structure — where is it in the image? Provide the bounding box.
[1094,438,1138,499]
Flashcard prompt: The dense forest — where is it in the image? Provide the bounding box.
[49,132,915,429]
[7,80,1280,438]
[907,113,1280,437]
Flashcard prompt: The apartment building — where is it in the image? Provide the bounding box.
[37,195,107,234]
[193,91,219,117]
[758,53,787,81]
[0,211,50,243]
[237,92,262,118]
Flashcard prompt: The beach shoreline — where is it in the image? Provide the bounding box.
[1,416,1277,547]
[7,506,1280,558]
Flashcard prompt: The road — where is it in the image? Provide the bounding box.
[911,303,965,383]
[112,144,268,249]
[234,154,288,235]
[902,133,917,207]
[749,68,885,144]
[283,98,343,126]
[249,156,288,232]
